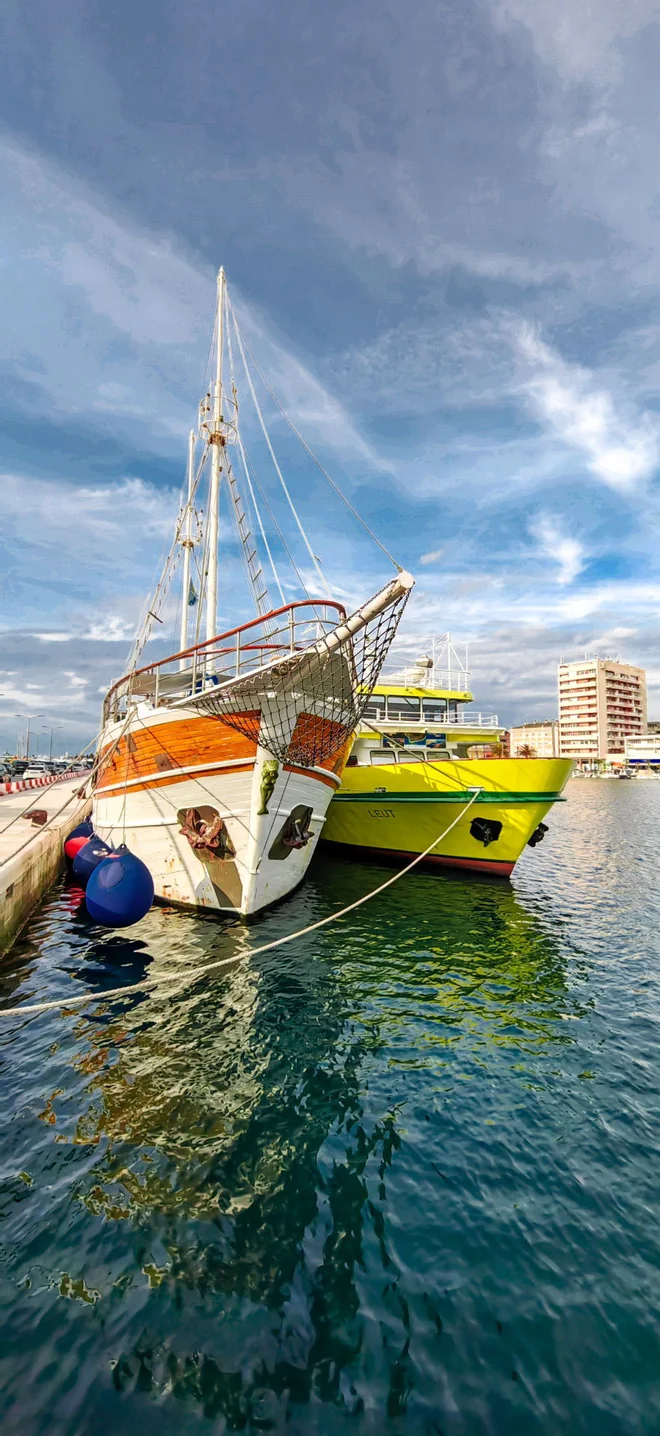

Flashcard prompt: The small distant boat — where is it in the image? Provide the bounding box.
[92,270,413,917]
[323,638,573,876]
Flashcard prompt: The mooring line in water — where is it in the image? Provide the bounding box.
[0,791,483,1019]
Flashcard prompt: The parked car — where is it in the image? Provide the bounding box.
[23,764,51,779]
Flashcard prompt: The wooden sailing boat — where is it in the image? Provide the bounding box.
[92,270,413,916]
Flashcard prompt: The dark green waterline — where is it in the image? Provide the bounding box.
[331,788,566,804]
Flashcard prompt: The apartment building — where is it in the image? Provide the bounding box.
[558,658,647,763]
[509,720,559,757]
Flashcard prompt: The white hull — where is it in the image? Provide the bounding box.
[94,573,413,918]
[93,717,340,917]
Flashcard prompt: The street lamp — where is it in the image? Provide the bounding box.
[40,725,63,761]
[14,713,44,760]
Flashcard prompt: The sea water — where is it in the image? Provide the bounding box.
[0,778,659,1435]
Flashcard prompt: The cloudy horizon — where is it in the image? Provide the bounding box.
[2,0,660,754]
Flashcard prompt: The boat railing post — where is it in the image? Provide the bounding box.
[235,632,241,676]
[154,668,160,708]
[289,609,295,653]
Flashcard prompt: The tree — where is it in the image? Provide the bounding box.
[516,743,537,759]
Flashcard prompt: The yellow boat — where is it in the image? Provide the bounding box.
[323,638,573,877]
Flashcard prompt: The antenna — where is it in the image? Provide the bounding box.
[431,634,470,690]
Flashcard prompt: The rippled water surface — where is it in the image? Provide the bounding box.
[1,779,660,1435]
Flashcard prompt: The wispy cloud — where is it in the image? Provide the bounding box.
[492,0,657,87]
[233,296,393,476]
[530,513,586,586]
[1,135,391,481]
[516,324,660,489]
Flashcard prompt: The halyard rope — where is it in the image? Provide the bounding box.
[0,789,482,1018]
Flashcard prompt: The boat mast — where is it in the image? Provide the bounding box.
[206,266,225,642]
[179,428,196,668]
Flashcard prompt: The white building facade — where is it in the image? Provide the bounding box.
[558,658,647,764]
[625,734,660,766]
[509,720,559,757]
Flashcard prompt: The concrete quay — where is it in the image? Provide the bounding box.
[0,779,92,954]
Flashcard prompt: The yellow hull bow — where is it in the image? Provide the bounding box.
[323,757,573,877]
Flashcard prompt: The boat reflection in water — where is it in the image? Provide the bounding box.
[0,852,592,1431]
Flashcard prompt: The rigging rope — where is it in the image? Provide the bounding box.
[230,304,333,600]
[0,725,108,849]
[240,442,313,602]
[0,776,88,858]
[229,299,401,572]
[0,790,482,1018]
[127,442,211,671]
[0,686,157,861]
[235,436,286,606]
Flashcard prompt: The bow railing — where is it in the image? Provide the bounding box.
[102,601,347,725]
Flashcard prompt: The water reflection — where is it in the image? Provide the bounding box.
[0,852,595,1430]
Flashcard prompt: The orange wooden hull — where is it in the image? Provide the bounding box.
[93,706,348,916]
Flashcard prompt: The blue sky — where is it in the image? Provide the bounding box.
[2,0,660,753]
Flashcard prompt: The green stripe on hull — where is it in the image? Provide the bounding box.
[331,790,566,805]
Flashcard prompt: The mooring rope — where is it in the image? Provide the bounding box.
[0,699,140,862]
[0,789,482,1019]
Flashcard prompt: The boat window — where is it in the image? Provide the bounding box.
[448,700,459,720]
[363,699,387,720]
[396,749,425,762]
[370,750,395,763]
[423,699,447,723]
[386,696,421,721]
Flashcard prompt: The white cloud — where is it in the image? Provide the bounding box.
[281,147,585,295]
[2,472,178,561]
[420,548,444,565]
[491,0,657,87]
[85,616,136,642]
[516,325,660,489]
[530,513,585,586]
[558,580,660,621]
